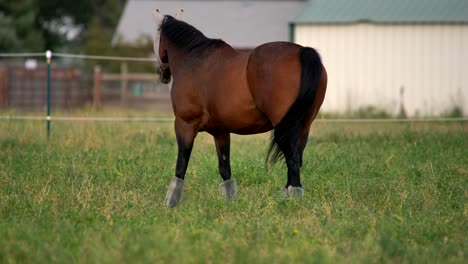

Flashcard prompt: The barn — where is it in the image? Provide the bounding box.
[291,0,468,116]
[113,0,305,49]
[114,0,468,117]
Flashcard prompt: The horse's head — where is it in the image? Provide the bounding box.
[153,9,170,84]
[153,9,184,84]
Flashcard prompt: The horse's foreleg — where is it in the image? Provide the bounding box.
[165,119,197,207]
[214,133,231,181]
[214,133,237,200]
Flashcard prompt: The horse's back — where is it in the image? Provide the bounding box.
[247,42,303,126]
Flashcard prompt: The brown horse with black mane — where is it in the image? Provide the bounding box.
[153,10,327,207]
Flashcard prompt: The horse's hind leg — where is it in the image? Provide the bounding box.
[284,129,312,197]
[298,134,309,168]
[283,150,306,197]
[285,150,303,196]
[214,133,237,200]
[165,119,197,207]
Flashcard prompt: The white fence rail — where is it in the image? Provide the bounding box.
[1,115,467,123]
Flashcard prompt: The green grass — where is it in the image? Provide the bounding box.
[0,119,466,263]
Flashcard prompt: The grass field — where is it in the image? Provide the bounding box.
[0,118,466,263]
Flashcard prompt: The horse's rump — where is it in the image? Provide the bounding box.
[246,42,304,126]
[245,43,324,163]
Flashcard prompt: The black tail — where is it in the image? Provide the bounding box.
[267,47,323,164]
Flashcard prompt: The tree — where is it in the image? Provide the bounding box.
[0,0,44,52]
[0,0,125,52]
[81,16,154,72]
[36,0,93,50]
[80,0,154,72]
[1,0,153,72]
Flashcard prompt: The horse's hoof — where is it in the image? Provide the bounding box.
[285,186,304,198]
[219,178,237,200]
[165,177,185,208]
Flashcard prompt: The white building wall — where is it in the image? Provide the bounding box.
[295,24,468,116]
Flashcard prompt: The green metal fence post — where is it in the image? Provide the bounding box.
[46,50,52,140]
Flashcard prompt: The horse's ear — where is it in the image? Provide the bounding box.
[153,9,164,26]
[175,9,184,20]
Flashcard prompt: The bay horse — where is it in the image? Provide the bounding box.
[153,10,327,207]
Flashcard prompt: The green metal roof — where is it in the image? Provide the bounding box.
[293,0,468,24]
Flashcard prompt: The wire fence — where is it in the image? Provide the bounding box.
[0,52,157,61]
[0,51,170,111]
[1,51,466,140]
[0,115,467,123]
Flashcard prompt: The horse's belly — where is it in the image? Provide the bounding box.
[202,107,273,135]
[204,122,272,135]
[231,125,272,135]
[229,119,273,135]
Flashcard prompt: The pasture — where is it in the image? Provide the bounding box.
[0,118,466,263]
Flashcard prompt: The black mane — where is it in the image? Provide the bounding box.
[160,16,226,55]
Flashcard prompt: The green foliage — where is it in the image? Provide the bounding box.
[81,17,154,72]
[318,105,393,119]
[318,105,466,119]
[0,0,126,52]
[77,0,154,72]
[442,105,464,118]
[0,0,45,52]
[351,106,392,119]
[0,118,466,263]
[36,0,94,49]
[0,14,20,50]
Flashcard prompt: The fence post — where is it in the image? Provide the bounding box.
[121,62,128,104]
[46,50,52,141]
[93,66,102,108]
[398,86,407,118]
[65,69,73,110]
[28,70,34,108]
[0,65,7,108]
